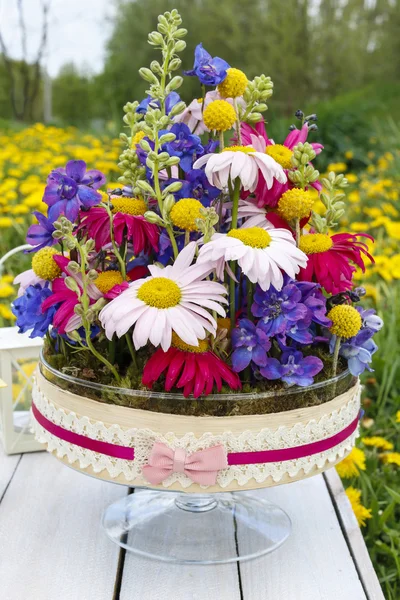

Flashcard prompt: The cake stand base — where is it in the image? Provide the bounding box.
[102,489,291,565]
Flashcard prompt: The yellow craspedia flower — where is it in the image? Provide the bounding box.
[336,447,366,478]
[131,131,146,148]
[218,68,248,98]
[345,487,372,527]
[277,188,314,221]
[265,144,293,169]
[170,198,204,232]
[111,197,147,216]
[362,436,394,451]
[203,100,236,132]
[95,270,124,294]
[31,247,61,281]
[327,305,362,339]
[380,452,400,467]
[171,332,209,353]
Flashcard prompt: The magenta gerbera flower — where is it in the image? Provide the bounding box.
[79,196,159,255]
[241,121,324,207]
[142,333,241,398]
[298,232,374,294]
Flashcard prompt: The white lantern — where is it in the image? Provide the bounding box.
[0,327,43,454]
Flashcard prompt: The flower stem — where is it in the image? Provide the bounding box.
[331,336,341,377]
[230,177,241,230]
[219,130,225,152]
[125,332,138,373]
[233,98,242,145]
[75,242,121,382]
[105,204,126,279]
[230,262,236,331]
[295,218,301,247]
[247,281,253,318]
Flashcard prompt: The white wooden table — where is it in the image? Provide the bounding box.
[0,447,384,600]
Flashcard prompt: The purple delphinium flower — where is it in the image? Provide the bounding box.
[12,283,56,338]
[43,160,105,223]
[25,212,56,252]
[252,282,308,337]
[173,169,220,206]
[184,43,230,86]
[162,123,203,172]
[329,307,382,376]
[356,306,383,332]
[260,350,323,387]
[136,92,181,115]
[231,319,271,372]
[296,281,332,327]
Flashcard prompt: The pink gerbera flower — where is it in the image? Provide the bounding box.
[142,333,241,398]
[241,121,324,207]
[79,196,159,254]
[298,232,374,294]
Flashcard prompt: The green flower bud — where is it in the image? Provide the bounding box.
[139,67,159,84]
[67,261,80,274]
[169,58,182,71]
[148,31,163,45]
[137,180,155,195]
[166,156,180,166]
[166,76,183,93]
[168,101,186,117]
[144,211,164,226]
[139,139,152,153]
[174,40,186,53]
[87,269,98,282]
[64,276,80,294]
[163,181,183,195]
[173,28,187,38]
[163,194,176,216]
[66,330,82,342]
[158,133,176,145]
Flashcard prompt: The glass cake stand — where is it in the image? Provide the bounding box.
[39,355,354,565]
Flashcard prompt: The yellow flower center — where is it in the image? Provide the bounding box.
[217,317,231,331]
[171,332,208,353]
[31,247,61,281]
[327,304,362,339]
[265,144,293,169]
[197,98,204,103]
[299,233,333,254]
[277,188,315,221]
[217,68,248,99]
[111,197,147,216]
[203,100,236,132]
[223,145,255,154]
[137,277,181,308]
[95,270,124,294]
[227,227,272,249]
[131,131,146,148]
[170,198,204,232]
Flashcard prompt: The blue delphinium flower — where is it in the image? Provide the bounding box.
[174,169,220,206]
[252,282,308,337]
[184,43,230,86]
[231,319,271,372]
[12,283,56,338]
[43,160,105,222]
[161,123,203,172]
[260,350,323,387]
[329,307,382,376]
[25,212,56,252]
[136,92,181,115]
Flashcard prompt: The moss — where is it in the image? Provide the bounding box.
[42,342,355,417]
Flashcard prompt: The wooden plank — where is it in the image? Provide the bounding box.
[119,491,242,600]
[0,452,127,600]
[237,474,367,600]
[324,469,385,600]
[0,449,21,502]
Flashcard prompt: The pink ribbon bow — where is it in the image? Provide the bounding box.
[142,442,228,486]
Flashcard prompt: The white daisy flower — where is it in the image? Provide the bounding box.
[193,145,287,192]
[99,242,228,351]
[226,199,271,228]
[197,224,308,291]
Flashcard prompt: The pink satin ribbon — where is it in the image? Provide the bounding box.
[32,401,359,476]
[31,401,134,460]
[142,442,228,486]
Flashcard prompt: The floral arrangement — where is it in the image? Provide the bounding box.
[12,10,383,405]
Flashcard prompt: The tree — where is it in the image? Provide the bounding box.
[0,0,50,121]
